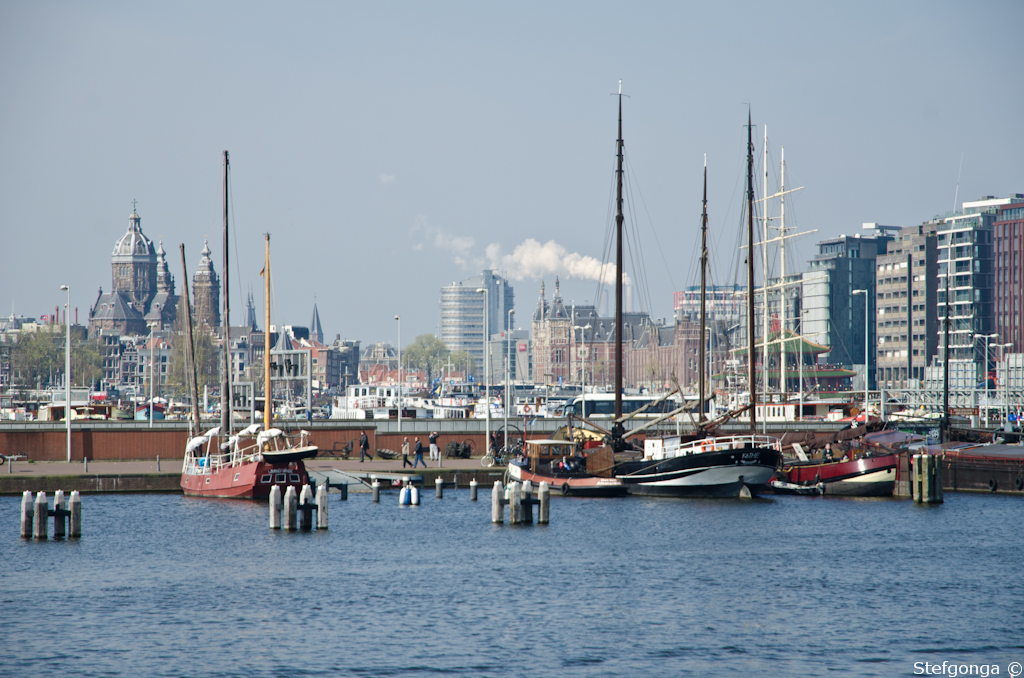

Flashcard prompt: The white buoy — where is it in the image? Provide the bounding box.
[316,483,329,529]
[269,485,282,529]
[400,485,410,506]
[410,485,420,506]
[470,479,478,501]
[54,490,66,538]
[33,491,47,540]
[283,485,298,530]
[372,479,380,503]
[538,482,550,524]
[20,490,33,538]
[491,480,504,523]
[68,491,81,538]
[436,476,444,499]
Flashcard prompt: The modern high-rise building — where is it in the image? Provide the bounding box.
[993,196,1024,355]
[801,228,895,389]
[875,222,939,389]
[934,197,1008,385]
[439,270,514,376]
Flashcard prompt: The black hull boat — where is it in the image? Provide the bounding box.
[615,435,782,498]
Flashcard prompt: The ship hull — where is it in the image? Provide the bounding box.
[780,455,897,497]
[508,463,627,497]
[181,460,310,499]
[616,447,782,498]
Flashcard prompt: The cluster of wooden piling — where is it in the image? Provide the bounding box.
[491,480,549,525]
[269,484,328,530]
[912,454,944,504]
[20,490,81,539]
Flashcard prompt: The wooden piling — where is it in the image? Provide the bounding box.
[20,490,33,538]
[54,490,66,539]
[913,454,944,504]
[522,480,533,525]
[491,480,504,523]
[269,485,282,529]
[33,491,47,540]
[339,482,348,500]
[283,485,298,530]
[538,482,549,524]
[316,483,328,529]
[372,479,380,503]
[470,479,478,502]
[436,476,444,499]
[68,491,81,538]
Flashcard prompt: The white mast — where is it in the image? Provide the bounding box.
[762,124,769,430]
[779,146,787,407]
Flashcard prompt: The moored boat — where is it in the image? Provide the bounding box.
[778,451,897,496]
[508,439,627,497]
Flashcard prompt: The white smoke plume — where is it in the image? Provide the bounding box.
[411,218,626,284]
[485,238,628,285]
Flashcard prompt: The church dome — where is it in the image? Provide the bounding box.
[112,209,156,261]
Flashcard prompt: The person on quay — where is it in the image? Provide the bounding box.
[429,431,439,461]
[489,431,498,456]
[401,436,412,468]
[413,437,427,468]
[359,431,372,462]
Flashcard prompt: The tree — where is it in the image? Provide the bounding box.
[10,328,62,388]
[402,334,450,384]
[166,296,219,399]
[448,350,477,379]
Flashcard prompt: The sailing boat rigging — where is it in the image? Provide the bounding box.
[180,156,317,499]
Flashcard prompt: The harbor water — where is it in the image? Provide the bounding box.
[3,490,1023,677]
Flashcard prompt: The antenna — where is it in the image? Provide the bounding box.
[952,152,963,214]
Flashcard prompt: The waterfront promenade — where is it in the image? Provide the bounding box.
[0,455,500,494]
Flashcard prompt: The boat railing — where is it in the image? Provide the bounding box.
[650,434,782,460]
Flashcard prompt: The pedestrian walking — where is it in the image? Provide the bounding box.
[359,431,372,462]
[401,436,412,468]
[413,437,427,468]
[429,431,439,461]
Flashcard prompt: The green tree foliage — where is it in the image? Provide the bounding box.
[402,334,449,384]
[448,350,477,378]
[8,329,102,390]
[166,296,219,398]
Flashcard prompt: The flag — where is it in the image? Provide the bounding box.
[259,265,265,277]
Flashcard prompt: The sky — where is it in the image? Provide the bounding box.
[2,1,1022,347]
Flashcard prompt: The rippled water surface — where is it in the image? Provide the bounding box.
[3,490,1023,677]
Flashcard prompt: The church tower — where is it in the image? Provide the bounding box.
[192,239,221,327]
[111,207,157,313]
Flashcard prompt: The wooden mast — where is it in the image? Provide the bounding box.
[613,80,625,440]
[263,234,272,432]
[180,245,201,436]
[699,155,708,422]
[746,109,757,433]
[221,150,232,435]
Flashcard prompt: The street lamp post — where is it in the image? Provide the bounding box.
[475,288,490,455]
[853,289,869,422]
[394,315,401,432]
[60,285,71,463]
[573,324,592,398]
[994,342,1013,428]
[974,333,998,426]
[799,308,810,422]
[505,309,514,452]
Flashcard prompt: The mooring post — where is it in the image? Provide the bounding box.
[316,483,328,529]
[299,485,315,530]
[470,479,478,502]
[372,479,380,503]
[509,482,522,525]
[339,482,348,501]
[33,491,48,540]
[68,491,81,538]
[20,490,33,538]
[157,455,160,472]
[84,457,88,473]
[269,485,282,529]
[283,485,298,530]
[538,482,550,524]
[53,490,66,539]
[491,480,504,523]
[436,476,444,499]
[521,480,534,525]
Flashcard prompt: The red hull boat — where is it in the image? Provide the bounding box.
[779,453,897,497]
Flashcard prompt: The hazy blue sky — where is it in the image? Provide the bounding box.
[2,1,1021,345]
